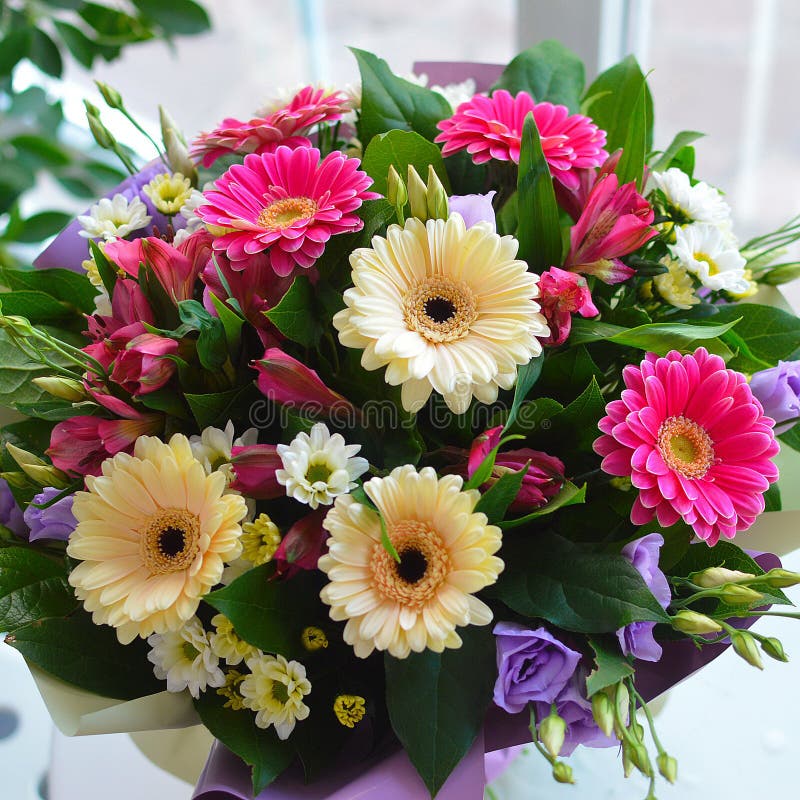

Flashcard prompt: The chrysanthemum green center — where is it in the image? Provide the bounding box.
[657,415,714,479]
[141,508,201,575]
[271,680,290,704]
[306,462,333,484]
[403,277,477,343]
[181,641,201,661]
[258,196,317,229]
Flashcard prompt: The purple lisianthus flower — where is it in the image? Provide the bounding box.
[23,487,76,542]
[617,533,671,662]
[749,360,800,435]
[448,191,496,230]
[493,622,582,713]
[0,478,27,538]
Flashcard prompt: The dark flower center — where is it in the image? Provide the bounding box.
[396,547,428,584]
[159,526,187,557]
[424,296,457,324]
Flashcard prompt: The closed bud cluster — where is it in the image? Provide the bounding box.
[731,631,764,670]
[689,566,755,588]
[404,165,449,222]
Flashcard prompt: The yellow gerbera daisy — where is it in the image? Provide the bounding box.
[67,434,247,644]
[333,214,548,414]
[319,465,503,659]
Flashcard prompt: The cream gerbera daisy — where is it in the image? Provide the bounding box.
[319,465,503,659]
[147,617,225,698]
[276,423,368,510]
[240,653,312,739]
[67,434,247,644]
[333,215,548,414]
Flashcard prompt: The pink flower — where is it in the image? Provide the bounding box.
[229,444,284,499]
[198,146,379,276]
[565,173,656,284]
[274,509,328,578]
[48,412,161,477]
[594,348,780,545]
[254,348,354,413]
[86,279,153,342]
[435,90,607,189]
[555,151,622,221]
[110,333,179,396]
[468,426,566,513]
[190,86,350,167]
[538,267,598,346]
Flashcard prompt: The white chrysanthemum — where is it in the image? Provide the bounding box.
[143,172,193,216]
[276,423,368,510]
[189,420,257,478]
[670,222,749,293]
[77,193,151,240]
[147,617,225,698]
[319,465,504,659]
[240,653,311,739]
[209,613,259,666]
[67,434,247,643]
[649,168,733,234]
[333,215,547,414]
[653,257,700,310]
[405,72,477,111]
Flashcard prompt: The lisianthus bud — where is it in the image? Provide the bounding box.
[671,610,723,635]
[164,127,197,184]
[629,742,652,777]
[407,165,429,221]
[760,636,788,662]
[17,464,71,489]
[763,568,800,588]
[387,164,407,209]
[32,376,87,402]
[689,566,756,588]
[731,631,764,670]
[6,443,47,469]
[539,708,567,758]
[0,471,29,490]
[657,752,678,784]
[717,583,764,605]
[425,165,448,220]
[552,761,574,784]
[613,682,630,730]
[95,80,124,109]
[591,692,615,737]
[622,741,635,778]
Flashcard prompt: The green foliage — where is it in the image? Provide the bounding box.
[265,275,321,348]
[499,481,586,529]
[474,466,526,523]
[361,130,450,196]
[177,300,228,371]
[385,624,496,796]
[650,130,705,172]
[615,78,649,190]
[1,266,97,314]
[586,637,634,697]
[503,354,544,432]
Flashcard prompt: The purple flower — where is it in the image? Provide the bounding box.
[617,533,671,662]
[448,191,496,230]
[23,487,76,542]
[493,622,582,713]
[0,478,27,538]
[749,360,800,435]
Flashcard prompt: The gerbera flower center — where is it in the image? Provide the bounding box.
[258,196,318,229]
[371,520,450,609]
[141,508,201,575]
[403,277,477,343]
[657,415,715,479]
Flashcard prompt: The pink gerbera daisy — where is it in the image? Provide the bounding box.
[190,86,350,167]
[435,90,608,189]
[594,348,779,545]
[197,145,379,276]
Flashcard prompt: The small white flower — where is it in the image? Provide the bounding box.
[147,618,225,699]
[649,168,733,234]
[404,73,477,111]
[653,257,700,310]
[240,653,311,740]
[276,423,368,510]
[190,420,258,477]
[77,194,151,241]
[670,223,749,294]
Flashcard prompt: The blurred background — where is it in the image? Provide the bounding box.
[1,1,799,798]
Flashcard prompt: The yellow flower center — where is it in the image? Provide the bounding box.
[140,508,201,575]
[217,670,246,711]
[181,641,201,661]
[333,694,366,728]
[403,276,477,343]
[301,626,329,651]
[371,520,450,610]
[241,514,282,565]
[693,251,719,275]
[657,415,714,479]
[271,680,290,704]
[257,196,317,229]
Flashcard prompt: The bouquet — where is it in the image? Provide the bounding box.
[2,40,800,800]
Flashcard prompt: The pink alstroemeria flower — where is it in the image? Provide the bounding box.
[274,509,329,578]
[564,172,656,284]
[110,333,179,396]
[86,278,153,342]
[229,444,284,499]
[538,266,599,346]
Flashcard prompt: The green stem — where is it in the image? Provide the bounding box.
[629,682,666,756]
[117,107,169,170]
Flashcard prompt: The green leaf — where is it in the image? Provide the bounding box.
[79,3,153,44]
[177,300,228,370]
[0,290,76,323]
[194,689,293,795]
[0,331,58,407]
[185,384,258,430]
[352,48,452,148]
[52,20,97,69]
[208,292,244,353]
[650,130,705,172]
[385,624,495,796]
[7,612,164,700]
[503,354,544,432]
[583,55,654,153]
[205,568,324,660]
[0,28,32,78]
[779,426,800,453]
[29,29,63,78]
[361,129,450,196]
[89,239,117,297]
[615,77,649,190]
[546,377,606,450]
[499,481,586,529]
[516,114,562,271]
[474,466,526,523]
[1,267,97,315]
[265,276,319,347]
[131,0,211,35]
[586,636,634,697]
[10,135,72,168]
[492,40,585,113]
[0,548,78,632]
[14,211,72,243]
[568,317,739,354]
[539,345,602,397]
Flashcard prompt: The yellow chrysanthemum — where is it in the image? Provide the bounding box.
[240,513,282,565]
[209,613,259,665]
[217,669,247,710]
[333,694,366,728]
[143,172,193,215]
[333,215,548,414]
[67,434,247,644]
[319,465,503,659]
[653,257,700,310]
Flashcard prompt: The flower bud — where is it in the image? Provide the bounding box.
[760,636,788,662]
[86,109,116,149]
[671,610,723,635]
[591,691,615,737]
[163,127,198,185]
[552,761,574,784]
[622,741,635,778]
[95,80,124,109]
[6,443,47,469]
[32,376,87,403]
[425,164,449,220]
[0,471,29,489]
[731,631,764,670]
[716,583,764,605]
[539,708,566,758]
[406,165,428,221]
[0,313,36,337]
[629,742,652,777]
[763,568,800,588]
[18,463,71,489]
[689,566,755,588]
[159,105,186,145]
[657,752,678,784]
[386,164,407,209]
[613,682,630,730]
[629,719,645,744]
